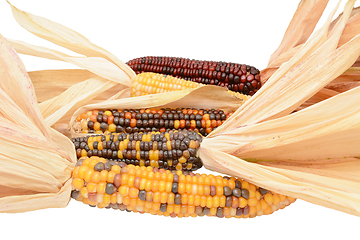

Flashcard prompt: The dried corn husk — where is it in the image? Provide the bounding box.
[6,3,135,135]
[262,0,360,109]
[0,33,76,213]
[0,0,359,217]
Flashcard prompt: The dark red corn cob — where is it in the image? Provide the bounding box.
[126,56,261,96]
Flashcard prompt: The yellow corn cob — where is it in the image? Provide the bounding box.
[71,156,296,218]
[131,72,251,102]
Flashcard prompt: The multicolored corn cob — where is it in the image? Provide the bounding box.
[71,156,296,218]
[126,56,261,96]
[131,72,252,101]
[72,130,203,171]
[74,108,234,136]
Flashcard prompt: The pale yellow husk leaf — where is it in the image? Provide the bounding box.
[8,39,132,86]
[268,0,329,64]
[0,33,76,213]
[263,0,360,108]
[28,69,94,103]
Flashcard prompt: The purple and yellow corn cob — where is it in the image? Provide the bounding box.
[127,56,261,96]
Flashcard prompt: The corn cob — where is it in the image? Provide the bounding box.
[127,56,261,96]
[74,108,234,136]
[72,129,203,171]
[131,72,252,101]
[71,156,296,218]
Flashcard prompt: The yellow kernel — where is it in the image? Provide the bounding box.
[128,175,135,187]
[104,110,112,116]
[103,193,111,205]
[152,180,159,192]
[97,182,106,194]
[273,194,281,206]
[213,195,220,208]
[119,186,129,197]
[197,185,204,195]
[204,185,210,196]
[206,196,213,208]
[209,207,217,216]
[167,193,175,204]
[100,170,108,182]
[97,141,103,151]
[122,196,130,206]
[216,186,223,196]
[82,157,92,167]
[166,172,174,182]
[111,165,121,174]
[87,182,97,193]
[139,178,147,190]
[93,122,101,131]
[219,195,226,207]
[248,197,258,207]
[165,182,172,193]
[153,192,161,203]
[110,193,118,204]
[80,187,88,198]
[147,171,154,180]
[167,204,174,214]
[107,171,116,183]
[242,181,249,189]
[160,192,168,203]
[121,173,129,185]
[260,199,269,211]
[129,187,139,198]
[239,197,248,208]
[154,171,161,181]
[264,193,274,205]
[186,183,192,194]
[77,165,89,179]
[158,180,166,192]
[174,120,180,129]
[117,150,123,159]
[178,156,187,164]
[194,195,201,206]
[166,141,172,151]
[72,178,84,190]
[108,123,116,132]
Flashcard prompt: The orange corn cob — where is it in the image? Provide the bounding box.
[71,156,296,218]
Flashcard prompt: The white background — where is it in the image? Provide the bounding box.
[0,0,359,239]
